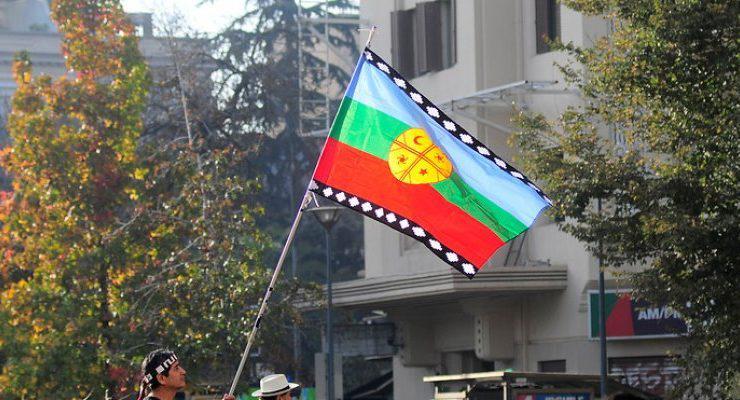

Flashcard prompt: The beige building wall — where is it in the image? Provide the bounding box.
[0,2,195,101]
[346,1,685,399]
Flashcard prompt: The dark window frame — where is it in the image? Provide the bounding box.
[538,359,567,373]
[391,0,457,79]
[535,0,561,54]
[439,0,457,70]
[391,8,416,77]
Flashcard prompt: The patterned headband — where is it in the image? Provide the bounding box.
[143,354,178,384]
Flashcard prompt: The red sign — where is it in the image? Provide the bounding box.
[589,290,688,339]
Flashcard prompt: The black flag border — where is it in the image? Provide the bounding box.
[309,179,479,279]
[361,47,552,206]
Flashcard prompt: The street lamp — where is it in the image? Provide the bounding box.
[309,206,343,232]
[306,206,343,400]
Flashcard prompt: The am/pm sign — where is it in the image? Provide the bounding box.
[514,389,592,400]
[589,290,688,339]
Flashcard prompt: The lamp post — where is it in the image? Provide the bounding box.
[307,206,343,400]
[597,198,607,399]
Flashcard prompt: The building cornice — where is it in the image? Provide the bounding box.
[331,266,567,309]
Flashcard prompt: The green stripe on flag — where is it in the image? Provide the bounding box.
[434,174,528,241]
[329,97,527,241]
[330,97,409,160]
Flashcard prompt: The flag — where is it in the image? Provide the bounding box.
[309,48,551,278]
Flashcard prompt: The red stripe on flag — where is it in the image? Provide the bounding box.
[315,138,504,267]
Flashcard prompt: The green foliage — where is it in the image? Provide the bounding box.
[130,137,307,392]
[0,1,311,398]
[514,1,738,398]
[0,1,148,397]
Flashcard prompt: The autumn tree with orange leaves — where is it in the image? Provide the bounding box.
[0,1,149,398]
[0,2,309,399]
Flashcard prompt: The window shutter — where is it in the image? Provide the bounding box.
[536,0,560,54]
[535,0,549,54]
[415,1,443,74]
[549,0,561,41]
[391,9,415,78]
[440,0,456,69]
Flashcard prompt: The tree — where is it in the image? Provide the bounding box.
[214,0,363,382]
[130,16,310,391]
[514,1,738,398]
[0,2,308,398]
[0,1,149,397]
[215,0,363,279]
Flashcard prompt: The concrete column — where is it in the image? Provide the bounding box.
[397,319,438,367]
[392,355,435,400]
[314,353,342,400]
[462,298,518,363]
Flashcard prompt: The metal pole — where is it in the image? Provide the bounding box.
[325,228,334,400]
[320,9,335,394]
[289,136,301,382]
[228,192,313,396]
[291,0,301,367]
[323,0,330,133]
[361,25,377,49]
[297,0,304,137]
[289,0,304,356]
[597,198,607,399]
[321,10,334,398]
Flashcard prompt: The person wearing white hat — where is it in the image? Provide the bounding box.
[251,374,301,400]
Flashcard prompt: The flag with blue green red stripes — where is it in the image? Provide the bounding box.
[309,48,551,278]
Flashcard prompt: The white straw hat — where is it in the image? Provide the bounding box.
[251,374,300,397]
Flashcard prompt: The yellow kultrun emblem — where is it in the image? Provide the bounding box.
[388,128,453,184]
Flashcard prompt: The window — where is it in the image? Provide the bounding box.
[391,0,456,79]
[538,359,566,372]
[535,0,560,54]
[439,0,456,69]
[127,13,153,37]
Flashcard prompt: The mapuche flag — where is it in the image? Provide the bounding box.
[309,48,551,278]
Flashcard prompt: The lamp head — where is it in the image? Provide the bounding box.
[307,206,343,231]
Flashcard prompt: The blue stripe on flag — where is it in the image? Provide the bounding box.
[346,61,548,226]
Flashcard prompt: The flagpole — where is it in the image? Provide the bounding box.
[228,192,313,396]
[227,25,378,395]
[359,25,377,48]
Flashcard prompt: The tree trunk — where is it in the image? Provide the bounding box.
[99,260,115,400]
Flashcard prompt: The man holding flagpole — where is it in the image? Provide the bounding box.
[136,349,236,400]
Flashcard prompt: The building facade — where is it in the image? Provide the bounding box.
[0,0,210,190]
[0,0,195,132]
[323,1,685,399]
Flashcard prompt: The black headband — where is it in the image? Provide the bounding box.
[261,385,292,396]
[143,353,178,384]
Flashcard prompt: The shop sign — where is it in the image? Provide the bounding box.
[588,290,688,339]
[513,389,592,400]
